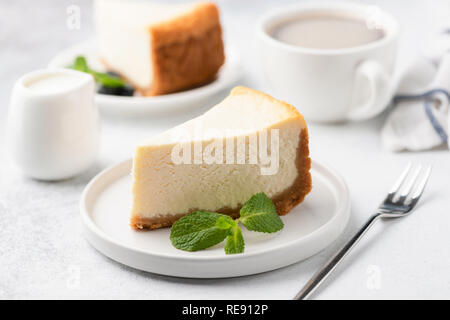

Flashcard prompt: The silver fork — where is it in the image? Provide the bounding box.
[294,163,432,300]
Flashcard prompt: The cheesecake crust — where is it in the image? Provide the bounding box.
[145,2,224,96]
[144,22,225,96]
[130,128,312,230]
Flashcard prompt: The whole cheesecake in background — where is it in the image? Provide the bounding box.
[94,0,225,96]
[131,86,312,230]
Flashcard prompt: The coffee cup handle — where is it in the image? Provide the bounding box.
[347,60,393,121]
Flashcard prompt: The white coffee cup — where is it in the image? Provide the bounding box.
[7,69,99,180]
[257,2,399,122]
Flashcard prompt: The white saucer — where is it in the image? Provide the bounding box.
[49,41,241,116]
[80,159,350,278]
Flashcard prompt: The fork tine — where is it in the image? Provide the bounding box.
[398,165,422,200]
[387,162,412,201]
[410,165,432,201]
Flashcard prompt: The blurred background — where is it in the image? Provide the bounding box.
[1,0,449,157]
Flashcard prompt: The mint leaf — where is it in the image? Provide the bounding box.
[91,71,126,88]
[69,56,126,88]
[216,215,236,230]
[239,192,284,233]
[170,211,232,252]
[71,56,89,72]
[224,226,244,254]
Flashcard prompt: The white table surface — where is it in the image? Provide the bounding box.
[1,0,450,300]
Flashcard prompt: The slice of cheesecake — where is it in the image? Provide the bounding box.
[131,86,312,230]
[94,0,225,96]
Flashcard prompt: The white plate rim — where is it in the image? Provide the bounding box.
[48,41,242,114]
[80,158,350,264]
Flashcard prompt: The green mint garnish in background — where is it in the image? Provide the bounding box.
[90,70,126,88]
[72,56,89,73]
[170,193,284,255]
[69,56,126,88]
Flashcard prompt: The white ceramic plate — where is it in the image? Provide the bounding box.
[80,159,350,278]
[49,41,241,116]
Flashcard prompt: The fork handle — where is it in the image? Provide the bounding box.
[294,213,381,300]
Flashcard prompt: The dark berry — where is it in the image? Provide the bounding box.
[97,84,134,96]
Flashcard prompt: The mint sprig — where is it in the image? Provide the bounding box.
[170,192,284,255]
[69,56,126,88]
